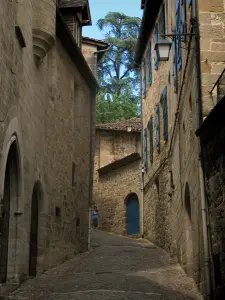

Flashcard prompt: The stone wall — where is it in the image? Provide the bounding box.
[197,99,225,298]
[0,0,93,283]
[82,43,97,77]
[199,0,225,116]
[93,129,141,235]
[140,0,206,294]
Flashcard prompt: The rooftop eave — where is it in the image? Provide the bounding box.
[135,0,164,66]
[56,8,98,92]
[98,153,141,175]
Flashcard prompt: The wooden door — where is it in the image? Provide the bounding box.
[0,162,11,282]
[127,195,140,235]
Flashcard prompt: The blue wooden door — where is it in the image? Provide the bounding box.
[127,195,140,235]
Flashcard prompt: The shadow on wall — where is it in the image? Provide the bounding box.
[154,175,171,251]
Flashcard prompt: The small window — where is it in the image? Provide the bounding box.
[143,58,147,97]
[159,4,166,39]
[149,116,153,164]
[72,162,76,187]
[143,128,148,169]
[76,217,80,227]
[147,42,152,86]
[181,0,187,37]
[55,206,61,217]
[172,29,178,92]
[160,87,168,142]
[156,104,160,153]
[176,0,182,70]
[154,24,159,71]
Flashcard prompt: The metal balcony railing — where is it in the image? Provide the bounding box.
[210,68,225,103]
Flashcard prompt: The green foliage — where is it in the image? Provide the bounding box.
[96,90,139,124]
[96,12,141,123]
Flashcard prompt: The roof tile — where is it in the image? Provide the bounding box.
[96,118,141,132]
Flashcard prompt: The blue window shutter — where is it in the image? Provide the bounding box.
[148,42,152,85]
[149,116,153,164]
[143,128,148,169]
[156,104,160,153]
[161,87,168,142]
[181,0,187,35]
[188,0,192,7]
[143,58,147,97]
[172,29,178,91]
[154,24,159,71]
[161,4,166,38]
[176,0,182,71]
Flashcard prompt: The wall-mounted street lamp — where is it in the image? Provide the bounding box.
[126,126,132,132]
[155,33,199,62]
[155,39,172,61]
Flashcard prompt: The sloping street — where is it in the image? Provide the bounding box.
[8,230,203,300]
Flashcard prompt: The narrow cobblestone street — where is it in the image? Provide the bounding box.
[9,231,203,300]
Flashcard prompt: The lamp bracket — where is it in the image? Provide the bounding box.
[160,33,199,40]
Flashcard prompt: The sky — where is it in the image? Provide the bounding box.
[83,0,143,40]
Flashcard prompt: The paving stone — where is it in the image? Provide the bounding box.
[9,230,203,300]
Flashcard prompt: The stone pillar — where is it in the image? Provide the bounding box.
[32,0,56,61]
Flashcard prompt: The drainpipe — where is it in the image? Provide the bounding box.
[88,90,95,251]
[91,46,111,78]
[88,46,110,251]
[140,64,145,238]
[192,0,211,298]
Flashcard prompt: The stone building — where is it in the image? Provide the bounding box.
[0,0,102,292]
[135,0,225,298]
[196,75,225,298]
[93,118,142,236]
[82,37,109,78]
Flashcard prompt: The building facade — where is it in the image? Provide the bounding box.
[93,119,142,236]
[135,0,225,298]
[0,0,99,291]
[82,37,109,78]
[196,76,225,298]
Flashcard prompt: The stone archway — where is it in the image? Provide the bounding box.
[29,181,44,277]
[125,193,140,235]
[184,182,193,276]
[0,140,20,282]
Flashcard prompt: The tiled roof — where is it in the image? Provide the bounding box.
[59,0,87,8]
[82,36,109,47]
[96,118,141,132]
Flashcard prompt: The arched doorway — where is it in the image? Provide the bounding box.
[29,181,43,277]
[0,141,19,282]
[184,182,193,276]
[126,193,140,235]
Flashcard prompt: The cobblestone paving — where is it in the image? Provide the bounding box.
[9,230,203,300]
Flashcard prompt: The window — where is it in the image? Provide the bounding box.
[156,104,160,153]
[147,42,152,86]
[55,206,61,217]
[154,24,159,71]
[143,128,148,169]
[143,58,147,97]
[160,87,168,142]
[149,116,153,164]
[176,0,182,70]
[181,0,187,36]
[161,4,166,38]
[72,162,76,186]
[172,29,178,92]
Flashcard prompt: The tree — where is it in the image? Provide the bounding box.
[96,12,141,123]
[96,89,139,124]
